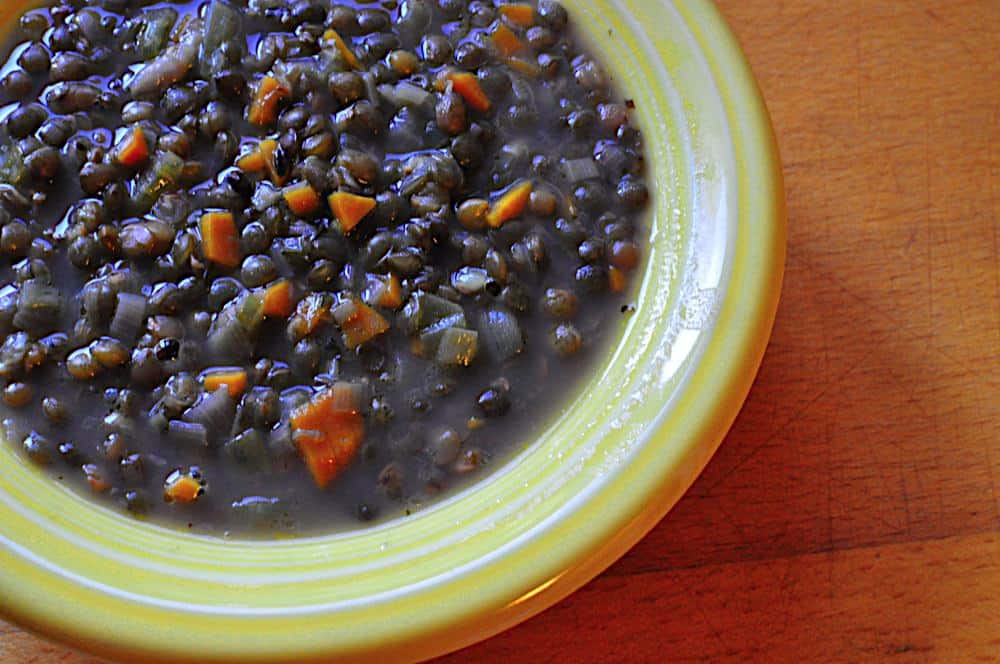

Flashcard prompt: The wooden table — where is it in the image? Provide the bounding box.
[4,1,998,661]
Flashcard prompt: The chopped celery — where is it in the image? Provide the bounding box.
[201,0,244,78]
[109,292,146,343]
[0,144,27,187]
[138,8,178,60]
[561,157,600,183]
[402,292,466,333]
[128,19,202,97]
[451,267,490,295]
[330,296,358,326]
[235,291,264,332]
[13,280,62,336]
[132,151,184,214]
[0,331,30,378]
[377,82,433,108]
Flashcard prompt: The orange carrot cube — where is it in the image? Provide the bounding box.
[283,182,321,216]
[491,23,525,57]
[447,72,491,112]
[262,280,295,317]
[486,180,533,228]
[291,386,365,488]
[202,368,248,398]
[248,75,289,126]
[499,3,535,27]
[328,191,376,233]
[115,127,149,168]
[322,28,360,70]
[200,211,241,268]
[164,471,204,504]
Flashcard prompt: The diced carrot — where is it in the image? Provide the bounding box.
[339,298,390,349]
[248,75,289,127]
[433,69,453,93]
[291,386,365,488]
[486,180,533,228]
[236,149,266,173]
[259,139,289,186]
[283,182,321,216]
[328,191,376,233]
[379,273,402,310]
[362,273,403,310]
[200,211,241,268]
[608,266,627,293]
[262,279,295,317]
[202,368,248,398]
[172,14,193,42]
[491,22,525,57]
[237,140,288,185]
[506,56,541,78]
[292,384,362,429]
[114,127,149,168]
[499,3,535,27]
[447,72,491,112]
[164,471,203,504]
[83,464,108,493]
[295,293,331,336]
[322,28,360,70]
[293,415,363,488]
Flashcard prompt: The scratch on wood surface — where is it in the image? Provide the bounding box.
[783,248,972,371]
[699,321,884,497]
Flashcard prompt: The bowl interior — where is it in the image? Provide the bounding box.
[0,1,783,661]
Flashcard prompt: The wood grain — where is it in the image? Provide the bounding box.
[4,0,999,661]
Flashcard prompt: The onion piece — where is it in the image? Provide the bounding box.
[402,292,466,333]
[183,387,234,439]
[326,381,365,414]
[561,157,600,183]
[109,292,146,343]
[128,19,203,97]
[13,280,61,335]
[206,311,252,363]
[200,0,244,78]
[167,419,209,449]
[378,81,433,108]
[477,308,524,362]
[434,327,479,367]
[451,267,490,295]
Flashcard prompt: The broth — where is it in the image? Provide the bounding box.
[0,0,647,535]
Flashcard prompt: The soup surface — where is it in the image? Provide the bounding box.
[0,0,647,535]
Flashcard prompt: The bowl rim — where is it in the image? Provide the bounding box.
[0,0,784,660]
[424,0,787,654]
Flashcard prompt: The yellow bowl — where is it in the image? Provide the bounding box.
[0,1,784,661]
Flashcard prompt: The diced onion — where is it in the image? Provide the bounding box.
[561,157,600,183]
[109,292,146,343]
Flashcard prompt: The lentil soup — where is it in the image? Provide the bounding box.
[0,0,648,535]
